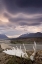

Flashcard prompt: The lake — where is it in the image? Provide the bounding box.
[8,43,42,50]
[0,42,42,50]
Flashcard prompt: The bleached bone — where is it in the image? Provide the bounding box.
[30,41,37,61]
[20,46,21,50]
[3,42,37,60]
[23,43,26,53]
[3,44,28,58]
[23,43,28,57]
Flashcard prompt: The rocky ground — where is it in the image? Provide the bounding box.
[0,45,42,64]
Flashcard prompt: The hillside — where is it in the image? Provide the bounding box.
[19,32,42,38]
[10,37,42,44]
[10,32,42,44]
[0,34,8,39]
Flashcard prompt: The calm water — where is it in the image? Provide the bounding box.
[9,44,42,50]
[0,42,42,50]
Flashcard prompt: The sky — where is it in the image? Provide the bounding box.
[0,0,42,38]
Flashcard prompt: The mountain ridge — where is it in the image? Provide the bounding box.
[0,34,8,39]
[18,32,42,38]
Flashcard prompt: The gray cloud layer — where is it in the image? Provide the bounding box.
[2,0,42,14]
[9,17,42,26]
[0,0,42,37]
[2,0,42,26]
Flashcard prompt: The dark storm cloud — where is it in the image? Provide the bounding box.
[0,4,2,11]
[9,17,42,22]
[0,25,5,28]
[0,0,4,13]
[2,0,42,14]
[9,17,42,26]
[9,17,29,22]
[4,13,11,18]
[0,0,42,28]
[0,0,42,37]
[16,0,42,7]
[19,22,41,26]
[2,0,18,14]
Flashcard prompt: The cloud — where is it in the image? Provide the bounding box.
[0,0,42,37]
[19,22,41,26]
[3,12,42,27]
[16,0,42,7]
[0,0,5,14]
[9,13,42,26]
[2,0,42,14]
[4,13,11,18]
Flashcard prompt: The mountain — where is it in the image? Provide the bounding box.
[0,34,8,39]
[19,32,42,38]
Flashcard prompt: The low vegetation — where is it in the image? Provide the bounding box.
[0,50,42,64]
[6,56,32,64]
[10,37,42,44]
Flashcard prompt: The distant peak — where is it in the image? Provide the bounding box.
[0,34,8,39]
[36,32,41,34]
